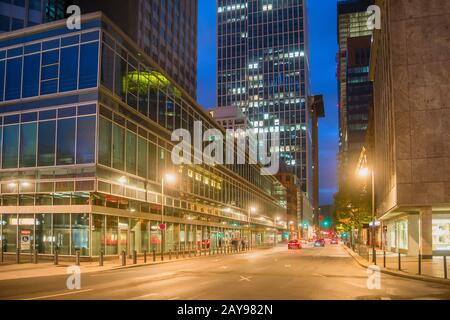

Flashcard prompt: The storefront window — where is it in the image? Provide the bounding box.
[141,220,149,252]
[1,214,17,252]
[150,221,161,253]
[35,214,52,254]
[92,214,105,256]
[130,218,141,253]
[71,213,89,256]
[397,220,408,250]
[18,214,34,254]
[53,214,70,255]
[106,216,118,255]
[118,217,129,254]
[433,219,450,251]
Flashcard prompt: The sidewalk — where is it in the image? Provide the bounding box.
[0,247,255,281]
[344,245,450,286]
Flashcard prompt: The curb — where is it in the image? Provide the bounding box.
[343,245,450,286]
[110,248,260,271]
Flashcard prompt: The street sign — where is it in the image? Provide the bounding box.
[159,223,166,230]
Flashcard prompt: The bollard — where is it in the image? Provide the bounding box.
[161,250,164,262]
[54,249,59,265]
[76,250,80,266]
[398,252,401,271]
[209,249,211,256]
[122,250,126,266]
[16,248,20,264]
[169,250,172,260]
[33,249,38,264]
[99,250,104,267]
[444,256,448,280]
[189,250,191,258]
[176,250,179,259]
[383,250,386,268]
[194,250,197,257]
[418,254,422,275]
[153,250,156,262]
[143,250,147,263]
[133,250,137,265]
[183,250,185,259]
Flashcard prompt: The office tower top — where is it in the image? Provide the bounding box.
[217,0,311,196]
[0,0,198,98]
[74,0,198,99]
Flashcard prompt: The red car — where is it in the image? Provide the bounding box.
[288,239,302,250]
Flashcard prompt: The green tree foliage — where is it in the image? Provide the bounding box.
[334,182,371,233]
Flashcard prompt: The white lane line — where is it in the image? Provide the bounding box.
[169,296,180,300]
[129,293,160,300]
[23,289,93,300]
[313,273,326,278]
[220,266,228,269]
[239,275,252,282]
[285,264,292,268]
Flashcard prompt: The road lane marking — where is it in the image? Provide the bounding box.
[23,289,93,300]
[220,266,228,269]
[285,264,292,268]
[313,273,326,278]
[239,276,252,282]
[169,296,180,300]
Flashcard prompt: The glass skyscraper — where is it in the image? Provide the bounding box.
[217,0,311,196]
[0,13,287,258]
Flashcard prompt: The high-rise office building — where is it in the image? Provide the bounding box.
[0,0,198,98]
[73,0,198,99]
[0,0,54,32]
[337,0,373,187]
[217,0,311,196]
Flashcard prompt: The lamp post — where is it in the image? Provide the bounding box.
[358,167,376,264]
[161,173,176,259]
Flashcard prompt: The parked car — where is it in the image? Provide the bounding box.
[330,238,339,245]
[314,239,325,247]
[288,239,302,250]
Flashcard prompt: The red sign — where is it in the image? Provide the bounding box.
[159,223,166,230]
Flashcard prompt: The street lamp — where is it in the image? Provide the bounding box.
[358,166,376,265]
[161,172,176,259]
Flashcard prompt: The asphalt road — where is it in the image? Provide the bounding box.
[1,244,450,300]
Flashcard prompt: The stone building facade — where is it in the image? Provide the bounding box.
[371,0,450,257]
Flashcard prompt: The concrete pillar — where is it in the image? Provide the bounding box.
[407,214,419,257]
[419,207,433,259]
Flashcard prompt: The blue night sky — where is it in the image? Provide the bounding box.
[197,0,339,205]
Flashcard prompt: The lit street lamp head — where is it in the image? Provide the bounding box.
[358,167,370,177]
[164,173,176,184]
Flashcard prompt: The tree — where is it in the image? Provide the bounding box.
[334,182,371,245]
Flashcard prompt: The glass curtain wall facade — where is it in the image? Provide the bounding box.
[0,13,286,258]
[336,0,373,189]
[217,0,311,194]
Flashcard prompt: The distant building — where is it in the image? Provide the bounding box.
[370,0,450,258]
[337,0,374,190]
[217,0,312,197]
[209,106,250,131]
[276,172,314,240]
